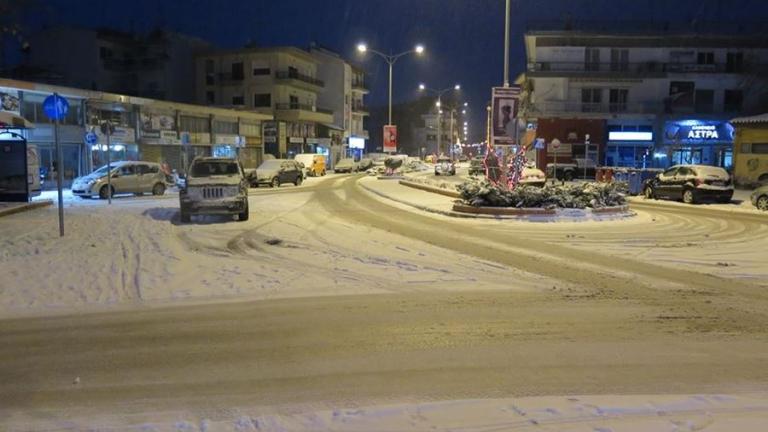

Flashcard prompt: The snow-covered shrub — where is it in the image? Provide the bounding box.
[457,178,628,209]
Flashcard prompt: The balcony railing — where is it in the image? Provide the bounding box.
[528,61,767,75]
[275,71,324,87]
[529,101,662,115]
[352,102,368,112]
[352,80,369,90]
[275,103,333,114]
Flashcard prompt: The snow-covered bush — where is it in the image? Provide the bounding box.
[457,178,628,209]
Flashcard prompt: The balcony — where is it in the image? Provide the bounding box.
[528,61,768,78]
[275,103,334,123]
[217,72,245,85]
[352,102,369,115]
[275,70,324,91]
[352,80,369,93]
[528,100,662,116]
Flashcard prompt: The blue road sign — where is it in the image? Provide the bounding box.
[85,131,98,145]
[43,94,69,121]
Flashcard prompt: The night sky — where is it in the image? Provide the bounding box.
[17,0,768,142]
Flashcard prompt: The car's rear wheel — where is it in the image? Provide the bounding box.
[238,202,249,221]
[683,189,696,204]
[99,185,114,200]
[643,186,655,200]
[271,177,280,188]
[757,195,768,211]
[152,183,165,196]
[564,171,574,181]
[295,175,303,186]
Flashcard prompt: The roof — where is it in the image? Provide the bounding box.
[731,114,768,125]
[198,46,317,63]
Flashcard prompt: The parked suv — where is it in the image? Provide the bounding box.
[251,159,303,187]
[71,161,167,199]
[643,164,733,204]
[179,157,249,222]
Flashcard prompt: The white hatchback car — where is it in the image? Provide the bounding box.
[71,161,167,199]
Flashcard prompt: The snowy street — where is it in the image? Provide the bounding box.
[2,174,768,430]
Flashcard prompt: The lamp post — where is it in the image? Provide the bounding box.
[503,0,511,87]
[357,42,425,126]
[419,83,460,156]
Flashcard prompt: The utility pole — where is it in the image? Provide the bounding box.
[503,0,511,87]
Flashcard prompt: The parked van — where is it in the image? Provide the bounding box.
[294,153,327,177]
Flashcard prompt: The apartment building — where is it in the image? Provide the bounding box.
[23,27,210,103]
[309,45,370,162]
[522,30,768,170]
[196,46,335,159]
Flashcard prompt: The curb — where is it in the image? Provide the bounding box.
[357,181,486,219]
[453,203,556,216]
[0,200,53,218]
[398,179,461,198]
[628,197,766,218]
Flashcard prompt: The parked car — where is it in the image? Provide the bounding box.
[458,154,469,163]
[357,158,374,171]
[251,159,303,187]
[294,153,327,177]
[71,161,167,199]
[334,158,357,173]
[179,157,249,223]
[518,165,547,187]
[434,157,456,176]
[751,185,768,210]
[546,158,598,181]
[468,156,485,176]
[643,164,733,204]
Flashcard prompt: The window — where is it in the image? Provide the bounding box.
[668,81,695,112]
[697,52,714,65]
[610,49,629,72]
[585,48,600,71]
[253,67,270,76]
[206,91,215,105]
[726,52,744,73]
[724,90,743,112]
[289,95,299,109]
[232,95,244,105]
[119,165,136,176]
[99,47,113,59]
[253,93,271,107]
[609,89,628,112]
[213,120,238,134]
[581,88,602,112]
[231,62,244,80]
[694,90,714,113]
[180,116,211,133]
[753,143,768,154]
[206,75,215,86]
[677,167,692,176]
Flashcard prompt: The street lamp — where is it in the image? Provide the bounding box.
[358,42,425,125]
[419,83,461,156]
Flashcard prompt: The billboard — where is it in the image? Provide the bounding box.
[383,125,397,153]
[491,86,521,146]
[349,137,365,149]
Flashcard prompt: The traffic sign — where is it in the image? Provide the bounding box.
[43,93,69,121]
[534,138,545,150]
[84,131,98,145]
[551,138,561,149]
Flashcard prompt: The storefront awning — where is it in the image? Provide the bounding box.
[0,112,34,129]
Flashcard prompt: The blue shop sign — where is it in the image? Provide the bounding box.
[664,120,734,143]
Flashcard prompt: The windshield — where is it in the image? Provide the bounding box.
[190,161,239,177]
[91,164,118,176]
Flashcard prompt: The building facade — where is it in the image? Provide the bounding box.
[23,27,211,103]
[195,46,336,161]
[522,31,768,171]
[0,78,271,189]
[309,46,370,163]
[731,114,768,186]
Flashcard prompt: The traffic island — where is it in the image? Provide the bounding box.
[0,200,53,218]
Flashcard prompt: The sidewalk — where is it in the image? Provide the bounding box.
[0,200,53,218]
[357,176,467,217]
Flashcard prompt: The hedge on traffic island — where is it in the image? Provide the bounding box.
[456,178,629,210]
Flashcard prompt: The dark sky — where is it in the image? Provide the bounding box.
[20,0,768,142]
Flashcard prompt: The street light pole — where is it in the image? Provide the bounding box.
[357,43,425,127]
[504,0,511,87]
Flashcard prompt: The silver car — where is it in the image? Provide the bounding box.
[71,161,167,199]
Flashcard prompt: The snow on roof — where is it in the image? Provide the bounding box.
[731,113,768,125]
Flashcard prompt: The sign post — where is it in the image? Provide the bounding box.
[551,138,561,184]
[583,134,591,180]
[43,93,69,237]
[100,121,116,204]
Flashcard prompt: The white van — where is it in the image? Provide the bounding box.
[26,144,41,197]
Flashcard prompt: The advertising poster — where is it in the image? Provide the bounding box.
[491,86,521,146]
[383,125,397,153]
[0,89,21,115]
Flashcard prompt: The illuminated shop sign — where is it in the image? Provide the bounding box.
[608,131,653,141]
[664,120,734,143]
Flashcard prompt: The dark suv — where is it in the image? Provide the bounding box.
[251,159,304,187]
[643,164,733,204]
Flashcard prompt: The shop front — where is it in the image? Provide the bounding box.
[660,120,734,169]
[604,122,655,168]
[534,118,606,171]
[27,124,89,189]
[138,109,183,170]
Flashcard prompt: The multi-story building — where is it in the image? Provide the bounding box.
[0,78,271,188]
[195,46,335,160]
[522,29,768,170]
[309,45,370,163]
[22,27,211,103]
[414,111,460,157]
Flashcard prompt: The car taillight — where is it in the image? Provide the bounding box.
[695,178,703,186]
